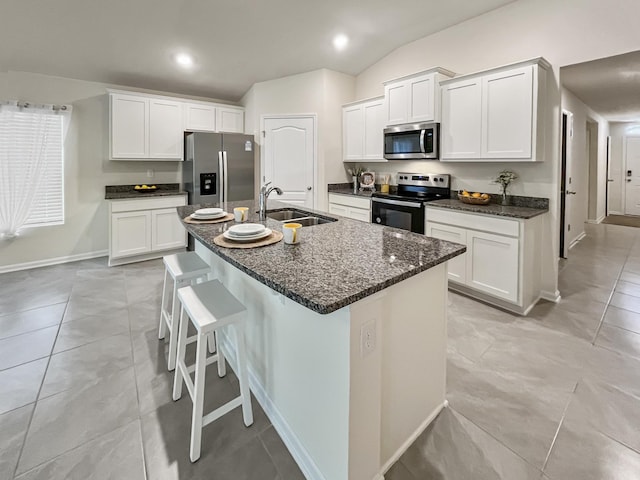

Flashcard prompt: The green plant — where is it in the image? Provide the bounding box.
[347,165,365,178]
[493,170,518,195]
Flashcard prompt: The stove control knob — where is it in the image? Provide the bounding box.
[425,176,429,181]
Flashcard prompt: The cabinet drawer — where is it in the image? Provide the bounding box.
[328,193,371,210]
[110,195,186,213]
[426,208,519,237]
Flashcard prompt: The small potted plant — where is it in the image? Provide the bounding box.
[493,170,518,205]
[347,165,365,193]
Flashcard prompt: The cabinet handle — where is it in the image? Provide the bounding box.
[307,186,312,191]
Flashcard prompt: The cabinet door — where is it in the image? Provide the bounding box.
[384,81,408,126]
[482,66,533,159]
[347,206,371,223]
[217,107,244,133]
[151,208,187,251]
[408,74,435,123]
[149,99,183,159]
[362,100,385,161]
[111,94,148,158]
[111,211,151,258]
[343,104,364,161]
[441,79,482,160]
[426,223,467,284]
[466,230,519,302]
[328,203,349,217]
[185,103,216,131]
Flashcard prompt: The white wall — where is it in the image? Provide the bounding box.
[609,122,640,214]
[353,0,640,296]
[241,69,355,210]
[0,71,232,269]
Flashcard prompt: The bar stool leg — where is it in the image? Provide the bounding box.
[234,324,254,427]
[158,268,170,340]
[167,278,184,371]
[207,332,216,354]
[172,307,189,402]
[190,332,208,462]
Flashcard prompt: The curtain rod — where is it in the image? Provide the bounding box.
[1,100,71,111]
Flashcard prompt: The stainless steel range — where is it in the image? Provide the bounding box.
[371,173,450,234]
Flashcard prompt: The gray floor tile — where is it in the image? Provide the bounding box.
[603,305,640,334]
[527,298,605,342]
[0,359,47,415]
[129,300,161,334]
[615,280,640,298]
[398,408,540,480]
[259,425,305,480]
[0,284,72,316]
[595,323,640,360]
[610,292,640,314]
[17,367,139,474]
[583,346,640,399]
[620,271,640,286]
[15,420,145,480]
[0,404,33,480]
[53,311,130,353]
[63,295,127,322]
[0,303,65,340]
[124,274,164,305]
[385,461,417,480]
[0,326,57,371]
[544,418,640,480]
[40,333,133,398]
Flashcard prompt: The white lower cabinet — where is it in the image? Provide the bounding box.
[426,207,543,314]
[109,196,187,266]
[328,193,371,222]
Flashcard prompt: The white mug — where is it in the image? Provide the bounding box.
[234,207,249,222]
[282,223,302,244]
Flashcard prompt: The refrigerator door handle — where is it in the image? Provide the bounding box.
[218,151,224,203]
[223,151,229,204]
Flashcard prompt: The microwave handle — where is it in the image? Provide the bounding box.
[420,129,426,154]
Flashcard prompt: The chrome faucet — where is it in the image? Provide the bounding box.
[259,181,283,219]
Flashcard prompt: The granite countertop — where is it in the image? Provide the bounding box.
[105,183,187,200]
[426,198,548,219]
[178,199,465,314]
[327,182,397,199]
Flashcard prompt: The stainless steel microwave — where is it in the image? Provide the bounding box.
[383,122,439,160]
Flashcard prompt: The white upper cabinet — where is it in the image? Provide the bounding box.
[216,106,244,133]
[383,68,455,126]
[440,58,549,162]
[149,99,183,159]
[342,97,385,162]
[184,102,216,131]
[109,90,245,160]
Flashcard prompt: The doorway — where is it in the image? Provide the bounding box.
[624,136,640,215]
[586,120,599,222]
[559,111,573,258]
[261,115,317,208]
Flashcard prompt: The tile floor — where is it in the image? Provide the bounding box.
[1,222,640,479]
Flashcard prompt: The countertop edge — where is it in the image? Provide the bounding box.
[425,201,548,219]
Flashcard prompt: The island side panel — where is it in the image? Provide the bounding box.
[380,263,448,469]
[195,242,352,480]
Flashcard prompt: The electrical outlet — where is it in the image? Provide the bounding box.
[360,320,376,357]
[146,169,154,178]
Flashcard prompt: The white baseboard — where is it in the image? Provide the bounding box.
[217,335,326,480]
[586,215,606,224]
[569,232,586,249]
[609,210,623,215]
[541,290,561,303]
[377,401,447,479]
[0,250,108,274]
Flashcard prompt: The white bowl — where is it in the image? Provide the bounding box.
[228,223,266,236]
[195,207,223,216]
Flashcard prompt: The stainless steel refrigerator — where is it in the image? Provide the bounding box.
[181,131,255,205]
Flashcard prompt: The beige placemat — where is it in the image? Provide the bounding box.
[213,231,284,249]
[183,213,234,224]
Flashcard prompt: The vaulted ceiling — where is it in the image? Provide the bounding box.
[1,0,515,101]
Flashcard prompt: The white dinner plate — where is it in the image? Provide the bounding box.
[190,211,227,220]
[227,223,266,236]
[195,207,223,216]
[223,228,272,242]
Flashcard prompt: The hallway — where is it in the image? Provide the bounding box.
[388,222,640,479]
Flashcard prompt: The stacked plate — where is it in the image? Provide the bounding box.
[223,223,272,242]
[190,207,227,220]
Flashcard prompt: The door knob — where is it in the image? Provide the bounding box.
[307,186,312,191]
[628,179,632,183]
[608,179,614,182]
[566,190,577,195]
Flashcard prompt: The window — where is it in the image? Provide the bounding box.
[0,103,69,237]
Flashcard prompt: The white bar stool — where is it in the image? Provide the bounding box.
[172,279,254,462]
[158,252,212,371]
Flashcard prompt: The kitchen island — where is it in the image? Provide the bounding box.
[177,200,465,480]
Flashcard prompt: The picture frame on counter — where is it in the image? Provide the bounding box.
[360,172,375,191]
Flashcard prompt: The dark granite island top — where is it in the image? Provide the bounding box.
[105,183,186,200]
[177,199,465,314]
[426,197,548,219]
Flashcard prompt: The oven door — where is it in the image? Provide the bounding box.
[371,197,425,234]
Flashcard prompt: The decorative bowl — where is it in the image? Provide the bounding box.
[458,193,491,205]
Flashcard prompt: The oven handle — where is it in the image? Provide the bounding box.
[372,197,424,208]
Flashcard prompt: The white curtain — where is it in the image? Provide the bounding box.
[0,102,71,238]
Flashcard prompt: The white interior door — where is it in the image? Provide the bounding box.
[624,137,640,215]
[262,116,315,208]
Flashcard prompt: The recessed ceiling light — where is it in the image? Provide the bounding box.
[333,34,349,51]
[175,53,194,68]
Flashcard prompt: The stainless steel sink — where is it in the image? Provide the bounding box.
[264,208,337,226]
